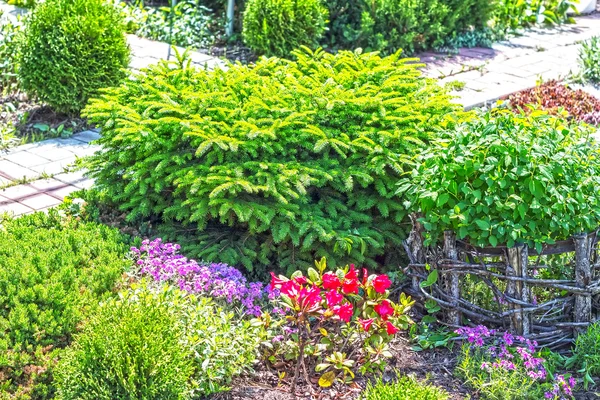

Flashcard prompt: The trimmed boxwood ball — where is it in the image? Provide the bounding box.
[242,0,328,57]
[17,0,130,114]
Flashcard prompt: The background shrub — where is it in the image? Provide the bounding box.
[18,0,130,114]
[0,211,128,398]
[579,36,600,84]
[399,110,600,251]
[242,0,328,57]
[56,283,263,398]
[327,0,495,55]
[362,374,449,400]
[83,48,461,276]
[0,11,22,95]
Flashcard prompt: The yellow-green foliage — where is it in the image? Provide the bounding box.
[83,48,462,275]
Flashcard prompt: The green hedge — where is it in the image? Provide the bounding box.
[83,48,462,276]
[0,211,129,398]
[399,110,600,251]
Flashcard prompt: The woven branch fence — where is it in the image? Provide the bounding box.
[403,216,600,348]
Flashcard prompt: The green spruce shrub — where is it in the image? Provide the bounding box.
[242,0,328,57]
[17,0,130,114]
[399,109,600,251]
[83,48,462,275]
[0,211,129,398]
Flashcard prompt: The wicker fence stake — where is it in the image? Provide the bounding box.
[507,244,528,335]
[574,233,592,328]
[443,231,461,325]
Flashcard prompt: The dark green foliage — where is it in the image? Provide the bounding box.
[17,0,130,114]
[83,48,461,275]
[54,285,194,400]
[399,110,600,251]
[363,374,449,400]
[0,211,129,398]
[242,0,328,57]
[326,0,496,55]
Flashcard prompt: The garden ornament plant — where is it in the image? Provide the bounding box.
[264,258,414,393]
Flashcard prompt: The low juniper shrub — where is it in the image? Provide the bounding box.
[456,325,575,399]
[130,238,265,316]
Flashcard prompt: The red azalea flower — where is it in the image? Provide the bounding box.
[298,285,321,309]
[325,289,343,308]
[386,321,399,335]
[294,275,308,285]
[374,300,394,320]
[362,268,369,286]
[333,302,353,322]
[342,278,359,294]
[358,318,374,332]
[280,280,301,298]
[373,275,392,294]
[345,264,358,280]
[322,272,341,290]
[270,271,287,290]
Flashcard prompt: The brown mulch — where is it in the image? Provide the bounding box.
[0,93,89,144]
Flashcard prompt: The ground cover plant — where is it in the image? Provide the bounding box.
[507,80,600,125]
[456,326,576,399]
[82,48,462,276]
[362,374,449,400]
[18,0,130,114]
[0,211,129,398]
[398,109,600,251]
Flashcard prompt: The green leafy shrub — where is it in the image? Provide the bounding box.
[55,284,194,400]
[362,374,449,400]
[56,283,264,398]
[398,110,600,251]
[579,36,600,84]
[242,0,328,57]
[0,11,22,95]
[17,0,130,114]
[83,48,461,275]
[0,211,129,398]
[566,322,600,389]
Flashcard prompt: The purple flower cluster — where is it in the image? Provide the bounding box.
[131,238,264,316]
[456,326,575,398]
[545,374,576,399]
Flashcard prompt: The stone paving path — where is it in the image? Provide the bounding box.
[0,131,99,215]
[421,13,600,108]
